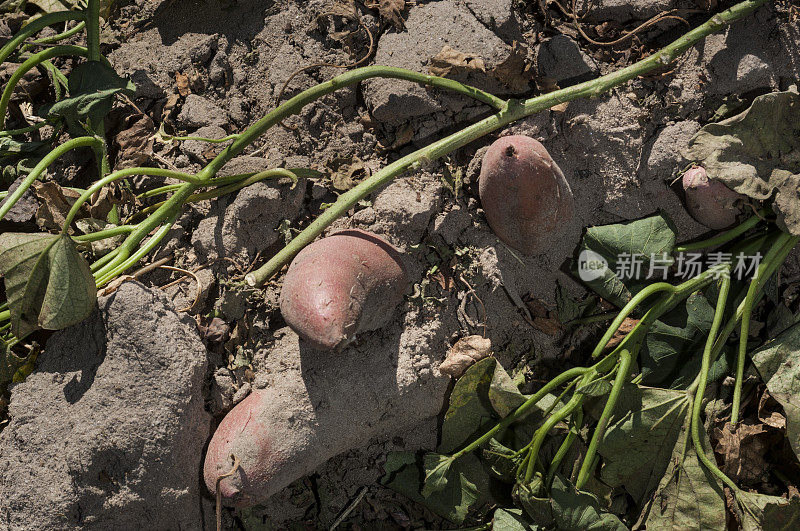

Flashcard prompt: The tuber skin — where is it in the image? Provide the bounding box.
[682,166,743,230]
[478,135,574,255]
[203,330,449,507]
[279,229,407,350]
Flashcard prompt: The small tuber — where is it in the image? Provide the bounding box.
[478,135,574,255]
[681,166,743,230]
[279,229,407,350]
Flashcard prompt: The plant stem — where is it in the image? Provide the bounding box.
[86,0,101,62]
[62,166,198,231]
[0,45,92,129]
[691,272,738,491]
[547,408,583,485]
[32,21,87,46]
[674,214,764,253]
[0,136,102,220]
[575,346,635,489]
[450,366,591,460]
[245,0,768,286]
[523,374,592,483]
[0,10,84,65]
[133,169,296,220]
[589,282,674,358]
[72,225,135,242]
[730,231,798,424]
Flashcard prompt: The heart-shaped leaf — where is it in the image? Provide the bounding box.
[572,213,677,308]
[42,61,135,132]
[0,232,97,338]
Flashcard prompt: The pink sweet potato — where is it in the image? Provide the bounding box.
[682,166,743,230]
[203,329,449,507]
[279,229,407,350]
[478,135,574,254]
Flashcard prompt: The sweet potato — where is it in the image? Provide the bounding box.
[478,135,574,254]
[682,166,742,230]
[279,229,407,350]
[203,330,449,507]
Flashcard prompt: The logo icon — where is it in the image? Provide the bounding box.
[577,250,608,282]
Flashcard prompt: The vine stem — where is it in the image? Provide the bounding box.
[62,167,199,231]
[0,136,103,220]
[690,270,737,490]
[245,0,768,286]
[86,0,101,62]
[575,346,635,489]
[0,45,93,129]
[0,10,84,64]
[730,231,799,423]
[450,366,591,460]
[674,214,763,253]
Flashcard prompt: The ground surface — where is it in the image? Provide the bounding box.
[2,0,800,529]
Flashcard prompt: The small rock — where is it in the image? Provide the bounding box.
[536,35,598,86]
[0,281,211,530]
[177,94,228,129]
[463,0,523,41]
[431,204,472,245]
[363,0,510,124]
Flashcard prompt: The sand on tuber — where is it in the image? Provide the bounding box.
[279,229,408,350]
[478,135,574,255]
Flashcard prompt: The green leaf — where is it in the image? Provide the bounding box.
[0,232,97,338]
[555,280,595,324]
[738,491,800,531]
[514,480,553,526]
[492,507,538,530]
[489,361,527,417]
[422,453,454,497]
[440,357,500,453]
[640,293,714,387]
[573,213,677,308]
[483,438,522,483]
[381,451,487,524]
[686,90,800,235]
[751,321,800,459]
[549,474,626,530]
[576,378,613,397]
[598,385,691,504]
[642,411,725,529]
[43,61,135,132]
[0,137,48,164]
[1,338,29,393]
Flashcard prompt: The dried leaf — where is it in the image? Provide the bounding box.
[329,156,370,191]
[428,45,486,77]
[712,421,773,486]
[390,122,414,150]
[440,335,491,378]
[175,71,190,97]
[491,41,534,92]
[114,114,154,169]
[605,317,639,351]
[32,181,84,231]
[375,0,405,30]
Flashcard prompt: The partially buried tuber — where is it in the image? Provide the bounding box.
[479,135,574,255]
